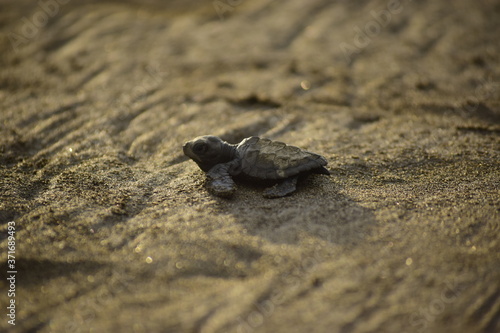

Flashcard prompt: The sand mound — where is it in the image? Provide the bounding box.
[1,1,499,332]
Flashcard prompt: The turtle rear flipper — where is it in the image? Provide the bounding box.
[263,177,298,198]
[312,166,330,175]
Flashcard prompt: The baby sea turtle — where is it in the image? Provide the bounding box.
[183,136,329,198]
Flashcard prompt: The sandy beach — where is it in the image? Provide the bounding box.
[0,0,499,332]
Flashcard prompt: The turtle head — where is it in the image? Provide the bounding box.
[183,135,236,172]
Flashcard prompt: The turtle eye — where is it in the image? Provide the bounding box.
[193,142,208,154]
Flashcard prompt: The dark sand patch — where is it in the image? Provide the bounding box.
[1,0,499,332]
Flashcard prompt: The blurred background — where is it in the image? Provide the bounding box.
[1,1,499,332]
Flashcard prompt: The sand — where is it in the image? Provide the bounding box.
[0,0,499,332]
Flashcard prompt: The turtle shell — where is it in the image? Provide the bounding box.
[236,137,328,179]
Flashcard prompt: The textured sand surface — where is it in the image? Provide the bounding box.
[0,0,499,332]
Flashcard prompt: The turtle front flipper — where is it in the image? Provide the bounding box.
[263,177,298,198]
[206,163,237,198]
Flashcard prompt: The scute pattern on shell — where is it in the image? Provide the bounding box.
[237,137,327,179]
